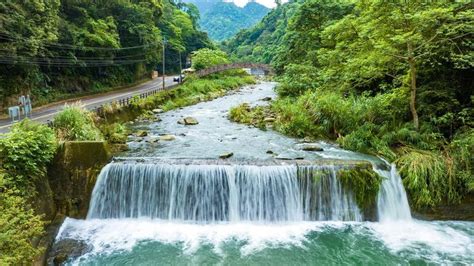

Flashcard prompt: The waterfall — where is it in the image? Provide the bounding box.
[374,163,412,222]
[87,161,363,222]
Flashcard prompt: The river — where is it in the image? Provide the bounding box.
[54,82,474,265]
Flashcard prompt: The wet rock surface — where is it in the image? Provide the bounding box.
[48,238,92,265]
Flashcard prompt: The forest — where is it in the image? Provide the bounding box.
[226,0,473,209]
[0,0,212,109]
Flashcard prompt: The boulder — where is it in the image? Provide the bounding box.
[261,96,272,101]
[152,108,164,114]
[266,150,275,154]
[301,144,324,152]
[48,239,92,265]
[219,152,234,159]
[135,130,148,137]
[180,117,199,125]
[159,134,176,141]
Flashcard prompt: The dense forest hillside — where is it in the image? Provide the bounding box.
[0,0,213,109]
[222,0,299,65]
[227,0,474,209]
[200,1,269,41]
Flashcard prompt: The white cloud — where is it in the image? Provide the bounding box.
[233,0,287,8]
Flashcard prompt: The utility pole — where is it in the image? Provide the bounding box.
[178,50,183,83]
[162,37,166,89]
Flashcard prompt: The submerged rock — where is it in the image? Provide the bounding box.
[219,152,234,159]
[159,134,176,141]
[301,144,324,152]
[261,96,272,101]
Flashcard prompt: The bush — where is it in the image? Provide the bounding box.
[0,172,44,265]
[53,105,103,141]
[0,120,57,190]
[101,123,128,144]
[191,48,230,70]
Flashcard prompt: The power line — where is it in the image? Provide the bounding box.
[0,33,162,51]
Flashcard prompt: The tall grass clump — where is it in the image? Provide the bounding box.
[53,104,103,141]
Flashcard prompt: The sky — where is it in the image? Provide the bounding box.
[229,0,288,8]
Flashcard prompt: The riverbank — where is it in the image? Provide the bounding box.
[228,96,474,216]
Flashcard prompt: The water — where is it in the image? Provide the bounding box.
[87,161,362,222]
[54,82,474,265]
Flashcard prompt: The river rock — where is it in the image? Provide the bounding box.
[219,152,234,159]
[48,239,92,265]
[178,117,199,125]
[160,134,176,141]
[261,96,272,101]
[263,117,276,123]
[152,108,164,114]
[301,144,324,152]
[266,150,275,154]
[135,130,148,137]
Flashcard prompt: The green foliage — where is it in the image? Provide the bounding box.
[223,1,301,65]
[229,103,268,129]
[395,148,449,208]
[0,173,45,265]
[101,123,128,144]
[200,2,269,41]
[277,64,318,97]
[191,48,230,70]
[0,120,57,190]
[338,166,383,210]
[53,105,103,141]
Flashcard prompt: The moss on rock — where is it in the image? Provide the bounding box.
[337,166,383,211]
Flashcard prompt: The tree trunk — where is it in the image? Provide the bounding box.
[407,43,419,130]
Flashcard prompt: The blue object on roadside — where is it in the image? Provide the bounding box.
[8,106,20,122]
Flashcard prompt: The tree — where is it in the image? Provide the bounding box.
[318,2,473,130]
[191,48,229,70]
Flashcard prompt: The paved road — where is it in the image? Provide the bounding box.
[0,76,178,133]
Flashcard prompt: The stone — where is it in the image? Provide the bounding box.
[136,130,148,137]
[261,96,272,101]
[160,134,176,141]
[219,152,234,159]
[152,108,164,114]
[178,117,199,125]
[266,150,275,154]
[153,116,162,122]
[301,144,324,152]
[263,117,276,123]
[148,137,159,143]
[48,239,92,265]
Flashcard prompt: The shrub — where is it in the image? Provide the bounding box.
[101,123,128,144]
[0,172,44,265]
[0,120,57,189]
[53,104,103,141]
[395,148,449,208]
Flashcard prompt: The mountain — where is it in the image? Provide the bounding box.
[223,1,301,65]
[199,1,270,41]
[182,0,221,15]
